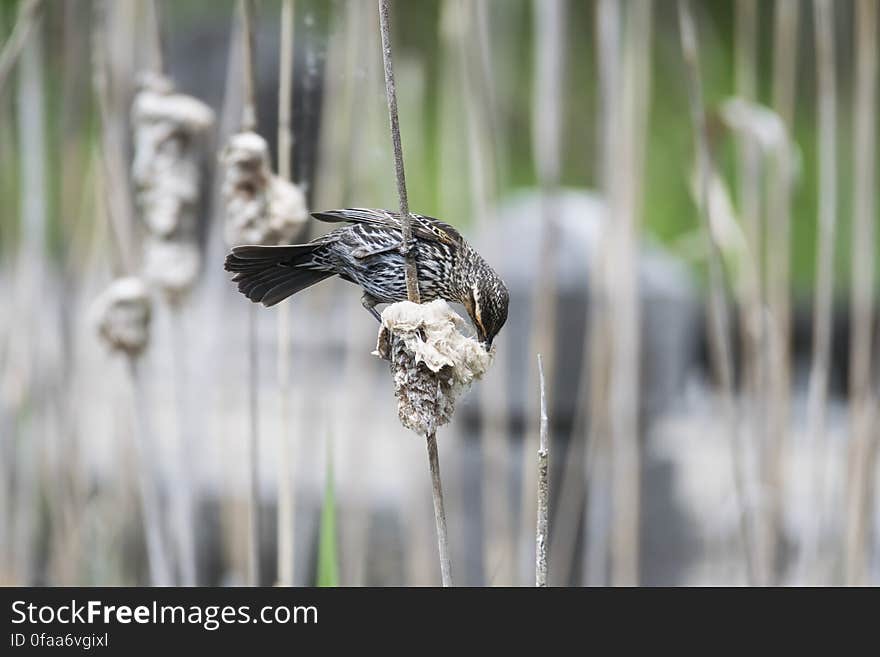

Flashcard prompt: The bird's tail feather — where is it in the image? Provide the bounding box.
[224,244,332,306]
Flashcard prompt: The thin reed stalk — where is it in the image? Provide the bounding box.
[844,0,877,587]
[92,0,137,274]
[276,0,296,588]
[13,13,47,587]
[239,0,257,133]
[128,358,173,586]
[535,354,549,587]
[576,0,621,587]
[247,302,260,586]
[678,0,758,585]
[168,306,197,585]
[238,0,261,586]
[609,0,652,587]
[143,0,198,586]
[378,0,452,586]
[733,0,762,396]
[379,0,419,303]
[146,0,165,75]
[798,0,837,585]
[520,0,563,585]
[766,0,799,585]
[734,0,769,586]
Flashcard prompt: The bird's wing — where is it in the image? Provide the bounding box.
[312,208,463,247]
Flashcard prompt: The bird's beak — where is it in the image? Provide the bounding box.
[475,328,490,351]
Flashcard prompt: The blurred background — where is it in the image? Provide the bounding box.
[0,0,878,586]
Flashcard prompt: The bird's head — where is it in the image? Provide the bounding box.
[462,264,509,351]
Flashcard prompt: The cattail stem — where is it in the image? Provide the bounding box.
[844,0,877,586]
[378,0,452,586]
[734,0,770,588]
[608,0,651,588]
[92,0,137,275]
[127,358,173,586]
[247,303,261,586]
[535,354,549,587]
[765,0,799,586]
[239,0,257,132]
[169,306,197,585]
[235,0,262,587]
[425,432,452,586]
[378,0,419,303]
[520,0,563,585]
[678,0,758,586]
[276,0,296,587]
[798,0,838,585]
[571,0,621,587]
[147,0,165,76]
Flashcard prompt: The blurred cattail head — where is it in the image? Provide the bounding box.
[221,131,308,247]
[131,72,215,238]
[92,277,152,357]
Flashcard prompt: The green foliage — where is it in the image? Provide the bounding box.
[315,436,339,587]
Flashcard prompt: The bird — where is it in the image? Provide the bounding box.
[224,208,509,349]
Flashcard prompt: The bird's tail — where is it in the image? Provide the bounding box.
[224,244,332,306]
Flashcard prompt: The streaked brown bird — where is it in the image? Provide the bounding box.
[224,208,509,349]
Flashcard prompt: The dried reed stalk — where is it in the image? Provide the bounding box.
[535,354,549,587]
[275,0,296,588]
[238,0,261,586]
[576,0,621,587]
[734,0,761,394]
[520,0,563,585]
[678,0,759,585]
[92,0,137,274]
[609,0,652,588]
[765,0,799,586]
[146,0,165,75]
[168,307,197,585]
[128,359,173,586]
[797,0,838,585]
[844,0,877,587]
[13,14,47,586]
[378,0,452,587]
[246,302,260,586]
[734,0,770,586]
[378,0,419,304]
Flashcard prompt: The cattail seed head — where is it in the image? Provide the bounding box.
[93,277,152,357]
[131,73,214,237]
[222,131,308,247]
[375,300,493,436]
[132,73,214,300]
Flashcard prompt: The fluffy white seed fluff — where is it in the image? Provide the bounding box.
[374,300,493,436]
[131,73,214,238]
[131,73,214,300]
[222,131,308,247]
[92,277,152,357]
[142,238,201,303]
